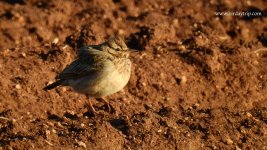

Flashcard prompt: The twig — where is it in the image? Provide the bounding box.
[252,48,267,54]
[44,140,53,146]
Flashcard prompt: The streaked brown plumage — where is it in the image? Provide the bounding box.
[44,36,132,113]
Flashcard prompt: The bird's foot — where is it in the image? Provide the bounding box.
[85,100,99,116]
[98,98,116,114]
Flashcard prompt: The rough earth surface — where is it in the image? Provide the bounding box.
[0,0,267,149]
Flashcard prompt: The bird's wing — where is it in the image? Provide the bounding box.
[56,48,113,80]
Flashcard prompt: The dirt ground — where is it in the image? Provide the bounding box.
[0,0,267,149]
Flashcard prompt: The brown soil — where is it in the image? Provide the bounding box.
[0,0,267,149]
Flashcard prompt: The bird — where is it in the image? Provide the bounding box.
[44,36,132,114]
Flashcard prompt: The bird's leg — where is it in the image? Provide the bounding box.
[100,97,115,113]
[85,95,98,115]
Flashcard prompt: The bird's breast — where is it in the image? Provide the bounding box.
[72,58,131,98]
[100,59,131,96]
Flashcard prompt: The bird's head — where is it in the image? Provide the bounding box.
[101,36,130,58]
[107,36,128,51]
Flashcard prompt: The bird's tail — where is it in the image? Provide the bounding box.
[43,80,63,91]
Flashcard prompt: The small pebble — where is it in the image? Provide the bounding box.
[66,110,75,115]
[21,52,26,57]
[172,19,178,25]
[15,84,21,89]
[186,133,191,137]
[252,60,259,65]
[178,45,186,51]
[61,87,67,92]
[51,129,57,134]
[246,112,252,118]
[45,130,51,136]
[139,53,147,59]
[156,54,161,58]
[52,38,59,45]
[225,138,233,145]
[184,117,189,121]
[155,46,162,52]
[181,76,187,85]
[77,141,86,148]
[47,81,53,85]
[193,103,200,108]
[141,82,146,86]
[219,36,229,41]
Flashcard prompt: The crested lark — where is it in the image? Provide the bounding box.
[44,36,132,114]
